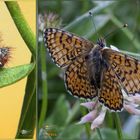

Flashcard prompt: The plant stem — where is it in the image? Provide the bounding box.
[15,57,36,138]
[113,112,123,140]
[38,42,48,129]
[105,110,113,128]
[5,1,36,138]
[5,1,36,58]
[80,101,91,139]
[96,128,103,140]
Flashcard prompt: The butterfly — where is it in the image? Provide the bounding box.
[43,28,140,111]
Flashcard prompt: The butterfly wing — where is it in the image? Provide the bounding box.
[103,48,140,95]
[44,28,93,68]
[65,56,97,99]
[99,67,123,111]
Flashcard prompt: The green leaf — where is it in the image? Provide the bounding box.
[0,63,34,88]
[57,124,84,140]
[91,128,118,140]
[120,50,140,60]
[15,58,36,138]
[46,95,69,126]
[65,100,80,125]
[64,1,114,30]
[105,9,140,52]
[90,128,134,140]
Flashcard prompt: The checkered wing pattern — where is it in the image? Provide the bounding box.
[65,57,97,99]
[103,48,140,95]
[99,67,123,111]
[44,28,93,68]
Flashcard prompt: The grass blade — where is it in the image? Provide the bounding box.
[15,61,36,138]
[38,43,48,129]
[113,112,123,140]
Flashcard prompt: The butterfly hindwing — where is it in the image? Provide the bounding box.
[99,67,123,111]
[103,48,140,95]
[65,56,97,99]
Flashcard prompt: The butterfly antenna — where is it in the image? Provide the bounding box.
[89,12,100,39]
[104,24,128,40]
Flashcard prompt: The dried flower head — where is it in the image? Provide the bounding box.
[38,12,62,32]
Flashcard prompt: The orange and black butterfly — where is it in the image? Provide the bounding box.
[43,28,140,111]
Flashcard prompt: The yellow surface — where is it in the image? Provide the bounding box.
[0,1,36,139]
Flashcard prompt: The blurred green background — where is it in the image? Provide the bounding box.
[38,0,140,140]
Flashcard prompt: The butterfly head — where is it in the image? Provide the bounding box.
[97,38,106,48]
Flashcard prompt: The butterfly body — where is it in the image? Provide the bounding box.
[84,43,107,90]
[44,28,140,111]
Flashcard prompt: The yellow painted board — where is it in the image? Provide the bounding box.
[0,0,36,139]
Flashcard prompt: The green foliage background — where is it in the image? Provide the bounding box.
[38,0,140,140]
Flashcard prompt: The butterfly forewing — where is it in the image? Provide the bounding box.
[103,48,140,95]
[65,56,97,99]
[44,28,93,68]
[99,67,123,111]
